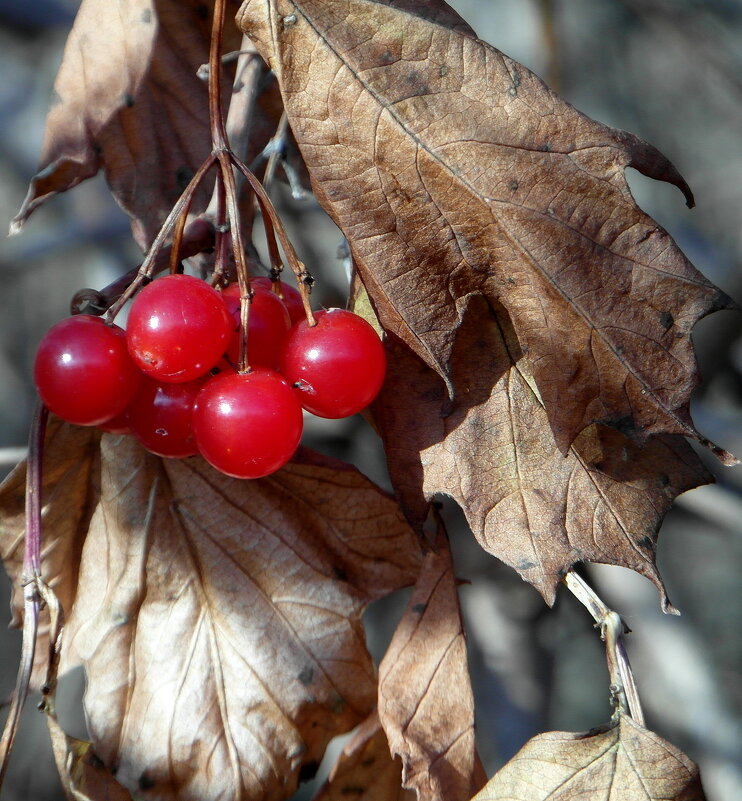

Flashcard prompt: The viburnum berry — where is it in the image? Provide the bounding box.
[251,276,305,326]
[221,282,291,369]
[280,309,386,418]
[34,314,141,426]
[126,376,206,458]
[97,410,132,435]
[127,274,232,382]
[193,369,303,479]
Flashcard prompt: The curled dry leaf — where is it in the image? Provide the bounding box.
[0,428,422,801]
[371,296,713,605]
[378,528,484,801]
[312,710,414,801]
[11,0,244,247]
[475,715,705,801]
[236,0,735,463]
[0,419,99,686]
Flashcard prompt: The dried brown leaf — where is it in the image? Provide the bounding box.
[11,0,244,247]
[312,710,415,801]
[0,419,100,685]
[372,296,712,605]
[48,714,134,801]
[237,0,734,462]
[0,430,421,801]
[378,529,484,801]
[66,436,420,801]
[475,715,705,801]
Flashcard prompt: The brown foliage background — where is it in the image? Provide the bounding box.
[1,1,741,801]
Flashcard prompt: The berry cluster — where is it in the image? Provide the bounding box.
[33,274,386,479]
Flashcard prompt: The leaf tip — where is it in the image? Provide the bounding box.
[7,216,24,237]
[661,597,681,616]
[700,437,739,467]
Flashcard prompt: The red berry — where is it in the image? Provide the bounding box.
[280,309,386,419]
[34,315,141,426]
[98,411,132,435]
[127,274,232,382]
[193,369,303,479]
[127,376,206,458]
[221,283,291,369]
[251,276,306,325]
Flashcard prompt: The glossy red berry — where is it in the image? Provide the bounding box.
[193,369,303,479]
[251,276,306,326]
[127,376,206,458]
[222,282,291,369]
[127,274,232,382]
[98,411,132,435]
[34,315,141,426]
[280,309,386,418]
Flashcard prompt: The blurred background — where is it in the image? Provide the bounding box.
[0,0,741,798]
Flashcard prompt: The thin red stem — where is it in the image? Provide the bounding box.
[24,402,48,577]
[208,0,229,151]
[230,156,316,325]
[106,155,217,324]
[217,151,252,372]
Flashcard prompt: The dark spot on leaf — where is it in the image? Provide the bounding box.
[123,93,135,108]
[658,474,670,487]
[659,310,674,330]
[638,536,654,550]
[139,772,155,790]
[299,761,319,783]
[380,51,394,64]
[176,166,194,191]
[341,786,365,796]
[298,665,314,686]
[333,565,348,581]
[517,558,538,570]
[412,602,427,614]
[439,64,449,77]
[608,414,636,437]
[332,695,347,714]
[542,143,552,152]
[405,70,430,95]
[195,3,209,19]
[509,179,519,191]
[361,756,375,767]
[141,7,152,23]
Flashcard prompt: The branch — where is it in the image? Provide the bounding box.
[564,571,645,726]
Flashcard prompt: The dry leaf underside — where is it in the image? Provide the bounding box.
[474,715,705,801]
[378,528,485,801]
[0,423,422,801]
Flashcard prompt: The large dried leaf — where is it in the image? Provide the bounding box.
[236,0,734,462]
[0,429,422,801]
[372,296,712,605]
[0,419,100,685]
[475,715,705,801]
[378,530,484,801]
[11,0,244,247]
[312,710,415,801]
